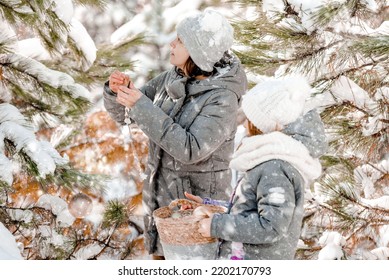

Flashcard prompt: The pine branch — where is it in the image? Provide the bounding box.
[0,1,37,26]
[322,102,385,161]
[89,225,118,259]
[0,30,15,55]
[316,55,386,85]
[233,0,261,6]
[4,137,107,192]
[310,1,348,28]
[316,171,389,229]
[0,204,57,221]
[0,181,9,191]
[44,34,146,86]
[351,36,389,58]
[103,200,128,228]
[1,54,91,127]
[73,0,107,8]
[50,165,108,191]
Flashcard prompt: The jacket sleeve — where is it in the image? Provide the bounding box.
[128,89,239,164]
[103,81,126,125]
[210,162,298,244]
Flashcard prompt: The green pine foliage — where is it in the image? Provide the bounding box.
[48,33,146,86]
[0,0,149,260]
[103,200,128,228]
[0,0,109,188]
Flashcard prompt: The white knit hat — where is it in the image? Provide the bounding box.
[242,75,311,133]
[176,9,234,72]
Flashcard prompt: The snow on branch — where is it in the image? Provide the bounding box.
[1,0,98,71]
[0,27,16,55]
[0,103,69,186]
[0,153,12,186]
[5,53,90,100]
[68,18,97,71]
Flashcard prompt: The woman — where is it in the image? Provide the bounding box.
[103,9,248,257]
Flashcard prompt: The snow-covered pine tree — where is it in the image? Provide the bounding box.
[0,0,99,185]
[0,0,116,259]
[0,0,183,260]
[233,0,389,260]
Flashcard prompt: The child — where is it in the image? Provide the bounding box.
[192,75,324,260]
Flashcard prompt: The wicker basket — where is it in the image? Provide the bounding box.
[153,199,226,259]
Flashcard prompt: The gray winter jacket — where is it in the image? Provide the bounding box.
[103,54,247,254]
[211,110,327,260]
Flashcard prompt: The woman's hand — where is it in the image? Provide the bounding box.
[116,83,143,108]
[109,70,130,93]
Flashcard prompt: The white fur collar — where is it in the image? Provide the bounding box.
[229,131,322,185]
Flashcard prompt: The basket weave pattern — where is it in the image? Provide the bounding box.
[153,199,225,245]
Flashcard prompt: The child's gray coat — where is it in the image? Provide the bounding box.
[212,110,327,259]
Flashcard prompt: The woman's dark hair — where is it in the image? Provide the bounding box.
[176,51,232,78]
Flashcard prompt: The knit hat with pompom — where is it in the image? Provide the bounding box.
[242,75,311,133]
[176,9,234,72]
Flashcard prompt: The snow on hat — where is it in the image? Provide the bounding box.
[176,9,234,72]
[242,75,311,133]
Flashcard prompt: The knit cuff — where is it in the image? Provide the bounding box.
[203,197,229,208]
[203,197,214,205]
[210,213,222,237]
[104,81,117,96]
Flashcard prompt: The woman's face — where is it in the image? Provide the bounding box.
[170,36,190,70]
